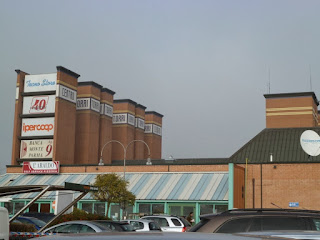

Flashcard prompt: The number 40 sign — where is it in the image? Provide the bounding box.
[22,95,56,115]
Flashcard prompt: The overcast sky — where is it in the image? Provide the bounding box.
[1,0,320,173]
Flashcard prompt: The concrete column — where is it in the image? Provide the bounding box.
[144,111,163,159]
[75,81,102,164]
[99,88,115,165]
[112,99,137,160]
[134,104,146,160]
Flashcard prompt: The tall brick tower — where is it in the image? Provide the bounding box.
[12,66,79,165]
[264,92,319,128]
[144,111,163,159]
[75,82,102,164]
[112,99,136,161]
[99,88,115,165]
[134,104,146,160]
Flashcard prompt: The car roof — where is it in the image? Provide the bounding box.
[201,208,320,219]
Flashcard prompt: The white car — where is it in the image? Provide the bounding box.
[121,219,161,232]
[141,215,191,232]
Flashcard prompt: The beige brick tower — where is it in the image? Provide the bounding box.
[11,70,29,165]
[144,111,163,159]
[112,99,136,161]
[134,104,146,160]
[54,66,79,164]
[75,82,102,164]
[98,88,115,165]
[264,92,319,128]
[12,66,79,166]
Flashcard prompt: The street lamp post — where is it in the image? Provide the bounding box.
[99,139,152,180]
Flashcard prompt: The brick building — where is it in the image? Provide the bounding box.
[3,66,320,223]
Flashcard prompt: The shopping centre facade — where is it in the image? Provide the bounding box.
[2,66,320,223]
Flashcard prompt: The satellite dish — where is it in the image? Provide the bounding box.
[300,130,320,156]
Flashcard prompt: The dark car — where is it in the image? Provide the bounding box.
[189,208,320,233]
[13,216,46,230]
[21,212,55,223]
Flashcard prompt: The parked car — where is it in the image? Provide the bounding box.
[141,215,191,232]
[21,212,55,223]
[42,220,113,233]
[93,221,135,232]
[31,231,318,240]
[13,216,46,231]
[121,219,162,232]
[0,207,9,240]
[189,208,320,233]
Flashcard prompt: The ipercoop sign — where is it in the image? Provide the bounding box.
[21,117,55,137]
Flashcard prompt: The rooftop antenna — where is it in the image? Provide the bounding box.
[268,67,271,94]
[271,202,282,209]
[309,64,313,91]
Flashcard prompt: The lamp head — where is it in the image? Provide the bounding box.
[98,158,104,166]
[146,157,152,165]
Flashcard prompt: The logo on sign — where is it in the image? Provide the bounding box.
[30,96,49,114]
[24,74,57,93]
[21,117,55,137]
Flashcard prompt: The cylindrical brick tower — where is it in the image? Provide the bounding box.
[134,104,146,160]
[144,111,163,159]
[112,99,137,161]
[75,81,102,164]
[99,88,115,165]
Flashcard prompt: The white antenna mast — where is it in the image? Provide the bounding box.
[309,64,313,91]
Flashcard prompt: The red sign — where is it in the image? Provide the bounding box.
[23,161,60,174]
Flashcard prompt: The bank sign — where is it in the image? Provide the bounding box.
[23,161,60,174]
[21,117,55,137]
[24,74,57,93]
[20,139,53,159]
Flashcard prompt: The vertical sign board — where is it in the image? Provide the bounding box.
[22,95,56,115]
[56,84,77,103]
[21,117,55,137]
[23,161,60,174]
[20,139,53,159]
[24,74,57,93]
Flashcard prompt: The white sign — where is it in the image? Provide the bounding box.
[23,95,56,115]
[300,130,320,156]
[153,124,162,136]
[21,117,55,137]
[23,161,59,174]
[24,74,57,93]
[128,114,135,126]
[105,104,113,117]
[20,139,53,159]
[16,87,19,100]
[145,124,152,133]
[76,98,90,110]
[91,98,100,113]
[56,85,76,103]
[100,104,104,114]
[136,118,145,129]
[113,113,127,124]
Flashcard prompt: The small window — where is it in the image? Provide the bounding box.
[171,218,182,226]
[146,217,169,227]
[312,218,320,230]
[149,222,161,230]
[216,218,251,233]
[79,225,95,233]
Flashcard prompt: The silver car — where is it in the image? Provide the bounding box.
[42,220,113,233]
[121,219,162,232]
[141,215,191,232]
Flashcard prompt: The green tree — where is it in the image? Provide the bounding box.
[92,173,136,217]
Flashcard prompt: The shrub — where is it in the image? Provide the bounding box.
[49,208,110,227]
[10,222,37,232]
